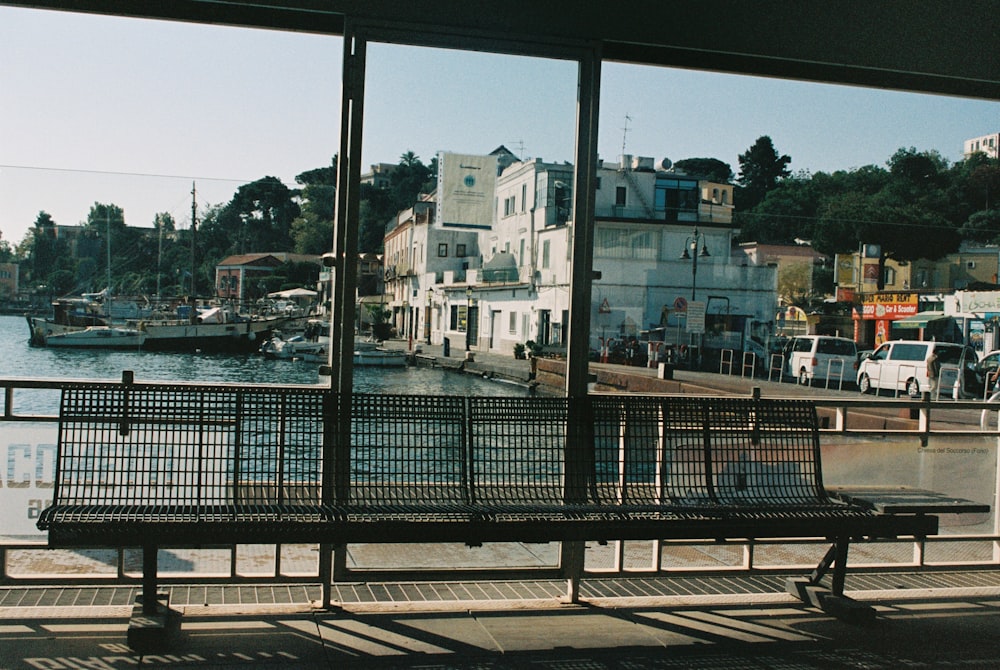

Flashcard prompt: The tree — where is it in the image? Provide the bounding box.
[358,186,394,253]
[0,232,13,263]
[210,177,301,255]
[953,154,1000,242]
[813,190,959,290]
[390,151,433,210]
[291,158,336,255]
[736,136,791,210]
[25,211,75,294]
[736,176,818,244]
[674,157,733,183]
[961,209,1000,244]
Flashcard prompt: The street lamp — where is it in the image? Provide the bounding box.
[465,286,473,351]
[425,289,433,344]
[680,226,710,300]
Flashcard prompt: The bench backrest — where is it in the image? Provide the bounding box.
[53,384,826,509]
[54,383,328,507]
[590,396,825,507]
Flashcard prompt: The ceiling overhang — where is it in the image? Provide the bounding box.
[2,1,997,99]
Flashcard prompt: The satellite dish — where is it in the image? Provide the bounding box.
[659,157,672,170]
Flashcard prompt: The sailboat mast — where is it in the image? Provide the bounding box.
[156,214,163,298]
[190,182,197,297]
[106,207,112,318]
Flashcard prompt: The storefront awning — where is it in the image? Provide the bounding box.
[892,311,950,329]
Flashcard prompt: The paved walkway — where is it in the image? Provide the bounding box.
[388,337,829,398]
[3,583,1000,669]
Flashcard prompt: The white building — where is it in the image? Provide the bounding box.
[964,133,1000,160]
[386,151,779,359]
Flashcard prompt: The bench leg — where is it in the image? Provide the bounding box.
[142,543,159,614]
[786,538,875,625]
[561,541,585,603]
[128,544,171,652]
[804,538,848,596]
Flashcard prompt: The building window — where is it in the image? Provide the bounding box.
[541,240,550,269]
[883,267,896,286]
[449,305,468,332]
[438,243,448,257]
[594,227,656,260]
[655,178,699,222]
[615,186,627,207]
[503,195,515,216]
[508,311,517,334]
[521,184,527,212]
[456,243,466,257]
[519,239,525,265]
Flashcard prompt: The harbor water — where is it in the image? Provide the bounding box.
[0,314,527,414]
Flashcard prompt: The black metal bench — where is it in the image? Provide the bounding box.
[38,375,939,633]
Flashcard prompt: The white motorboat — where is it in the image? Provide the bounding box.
[353,347,408,367]
[259,334,327,360]
[44,326,146,349]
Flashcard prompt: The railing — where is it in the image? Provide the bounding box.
[2,375,997,587]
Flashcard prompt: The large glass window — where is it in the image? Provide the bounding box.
[594,227,657,260]
[654,178,699,222]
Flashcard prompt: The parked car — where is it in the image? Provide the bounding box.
[784,335,858,385]
[856,340,978,398]
[967,349,1000,399]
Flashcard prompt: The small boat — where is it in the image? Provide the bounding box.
[135,308,286,353]
[44,326,146,349]
[259,334,327,360]
[353,347,408,367]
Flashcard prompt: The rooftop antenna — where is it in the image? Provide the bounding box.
[621,113,632,159]
[510,139,526,160]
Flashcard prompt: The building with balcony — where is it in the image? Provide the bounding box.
[360,162,396,189]
[964,132,1000,159]
[391,150,778,357]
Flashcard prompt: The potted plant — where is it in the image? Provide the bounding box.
[513,343,526,360]
[366,304,394,341]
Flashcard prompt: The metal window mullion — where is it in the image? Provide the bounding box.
[616,400,627,504]
[465,396,474,507]
[197,390,205,509]
[702,400,716,503]
[52,390,68,506]
[277,394,286,507]
[234,391,243,506]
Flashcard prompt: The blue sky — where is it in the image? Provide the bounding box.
[2,6,997,248]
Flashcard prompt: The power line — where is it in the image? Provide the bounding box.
[0,163,254,184]
[736,208,996,233]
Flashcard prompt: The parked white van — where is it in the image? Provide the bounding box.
[856,340,978,398]
[785,335,858,386]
